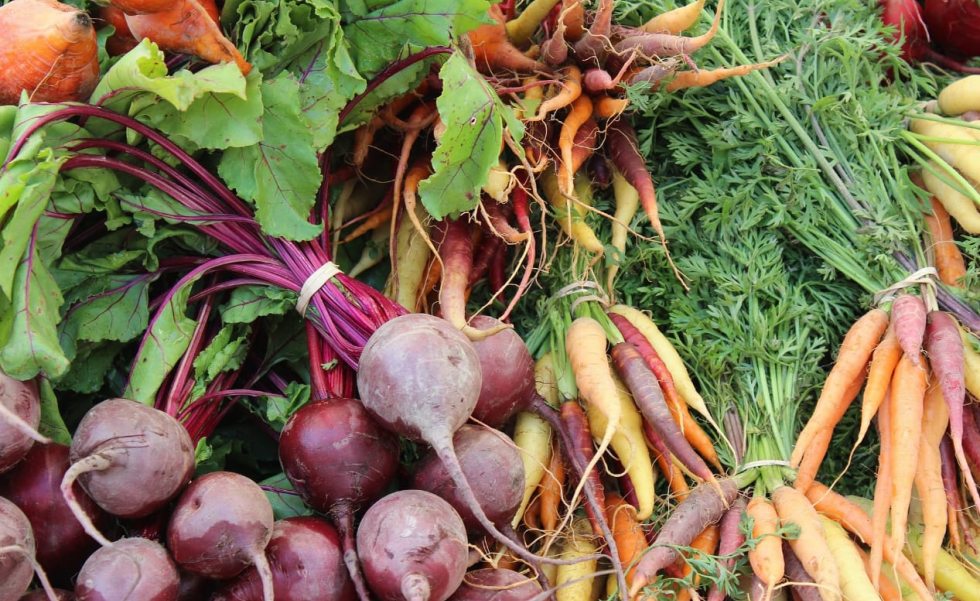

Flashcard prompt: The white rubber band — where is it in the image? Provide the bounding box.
[296,261,342,317]
[736,459,792,473]
[873,267,938,306]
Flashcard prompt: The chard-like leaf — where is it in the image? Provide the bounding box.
[0,252,68,379]
[220,286,297,324]
[418,52,522,219]
[261,472,313,519]
[37,378,70,445]
[218,75,322,241]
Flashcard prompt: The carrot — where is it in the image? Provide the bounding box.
[782,541,824,601]
[915,376,949,591]
[560,0,584,41]
[820,517,878,601]
[925,311,980,511]
[910,118,980,185]
[772,485,841,601]
[888,353,928,564]
[611,342,716,487]
[540,169,604,254]
[523,493,542,531]
[855,546,902,601]
[645,421,691,501]
[469,5,542,74]
[594,96,630,119]
[607,169,640,298]
[938,75,980,115]
[567,120,599,179]
[512,408,553,528]
[805,484,933,601]
[747,574,769,601]
[891,294,926,366]
[561,401,606,536]
[500,180,536,321]
[607,120,680,281]
[939,436,966,552]
[663,58,785,91]
[528,66,583,121]
[793,368,867,492]
[607,305,717,428]
[905,523,980,601]
[541,16,569,66]
[559,95,595,194]
[125,0,251,74]
[505,0,561,46]
[385,200,431,311]
[706,497,748,601]
[573,0,613,66]
[920,163,980,234]
[855,326,902,447]
[868,394,892,591]
[791,308,889,482]
[922,194,967,287]
[608,312,721,470]
[678,523,720,595]
[341,194,394,242]
[747,496,783,601]
[606,492,649,585]
[539,440,566,533]
[347,222,389,278]
[99,6,140,56]
[554,519,598,601]
[613,0,725,58]
[629,477,740,596]
[0,0,99,105]
[630,62,681,87]
[641,0,706,34]
[588,372,656,521]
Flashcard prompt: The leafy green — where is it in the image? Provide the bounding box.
[37,378,71,445]
[261,472,314,519]
[418,52,523,219]
[0,253,68,379]
[219,75,322,241]
[220,286,297,324]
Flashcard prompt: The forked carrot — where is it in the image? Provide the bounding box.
[539,441,565,533]
[887,354,927,570]
[791,308,889,482]
[855,326,901,447]
[528,66,583,121]
[924,196,967,286]
[747,496,783,601]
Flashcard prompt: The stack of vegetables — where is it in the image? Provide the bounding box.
[0,0,979,600]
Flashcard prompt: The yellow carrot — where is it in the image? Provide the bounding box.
[920,163,980,234]
[541,169,604,254]
[938,76,980,115]
[555,519,599,601]
[855,326,901,447]
[512,410,552,528]
[607,169,641,299]
[911,118,980,185]
[641,0,706,34]
[820,517,879,601]
[959,327,980,399]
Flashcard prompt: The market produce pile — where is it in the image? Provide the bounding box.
[0,0,979,600]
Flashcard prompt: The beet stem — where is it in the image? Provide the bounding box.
[0,400,50,444]
[333,504,373,601]
[0,544,60,601]
[59,454,114,548]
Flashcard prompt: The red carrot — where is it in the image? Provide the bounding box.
[891,294,926,365]
[561,401,606,537]
[707,496,748,601]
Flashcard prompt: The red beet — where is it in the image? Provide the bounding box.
[880,0,930,61]
[469,316,535,428]
[924,0,980,59]
[448,569,542,601]
[0,443,110,585]
[0,371,43,474]
[212,517,356,601]
[74,538,179,601]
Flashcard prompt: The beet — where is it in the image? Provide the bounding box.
[0,443,110,585]
[356,490,469,601]
[212,516,356,601]
[167,471,274,599]
[19,590,73,601]
[448,569,542,601]
[176,571,211,601]
[411,425,524,533]
[0,371,44,474]
[62,399,194,547]
[74,537,179,601]
[279,398,398,601]
[0,497,36,601]
[923,0,980,59]
[879,0,930,61]
[469,317,535,428]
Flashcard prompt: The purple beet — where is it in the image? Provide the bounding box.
[74,537,178,601]
[212,516,356,601]
[0,371,45,474]
[448,569,542,601]
[469,317,535,428]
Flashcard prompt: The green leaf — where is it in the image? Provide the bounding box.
[190,324,250,399]
[220,286,297,324]
[37,379,70,445]
[122,280,198,405]
[57,342,123,394]
[90,40,249,113]
[0,254,68,379]
[61,275,151,345]
[218,75,322,241]
[344,0,490,76]
[260,472,313,519]
[260,381,309,430]
[418,53,520,219]
[294,27,366,149]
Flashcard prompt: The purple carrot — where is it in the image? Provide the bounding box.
[891,294,926,365]
[707,496,747,601]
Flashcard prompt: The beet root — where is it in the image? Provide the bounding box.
[356,490,469,601]
[411,425,524,533]
[74,537,179,601]
[167,471,275,599]
[212,517,356,601]
[0,372,45,474]
[469,317,535,428]
[0,442,111,585]
[0,497,59,601]
[63,399,194,548]
[448,568,542,601]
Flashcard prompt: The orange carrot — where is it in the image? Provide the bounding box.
[0,0,99,105]
[925,197,967,286]
[677,523,720,598]
[888,354,927,566]
[125,0,251,74]
[915,375,949,590]
[663,58,784,91]
[560,0,585,41]
[110,0,170,14]
[594,95,629,119]
[523,492,542,531]
[856,545,902,601]
[468,5,542,74]
[606,492,648,584]
[558,95,595,194]
[869,393,892,591]
[539,442,566,533]
[613,0,726,57]
[855,326,902,447]
[804,482,932,601]
[528,66,583,121]
[747,496,783,601]
[791,308,889,486]
[772,486,841,601]
[641,0,706,34]
[645,421,690,501]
